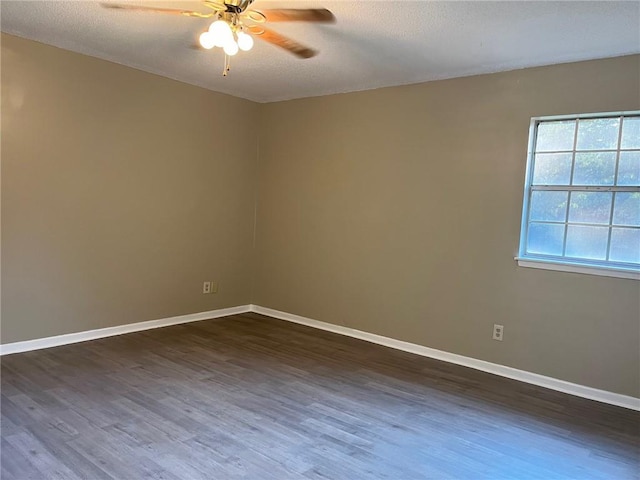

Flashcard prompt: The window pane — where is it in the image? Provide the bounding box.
[613,192,640,227]
[620,116,640,149]
[530,191,568,222]
[617,151,640,186]
[565,225,609,260]
[576,117,620,150]
[609,228,640,264]
[532,153,573,185]
[572,152,616,185]
[535,121,575,152]
[568,192,612,225]
[527,223,565,256]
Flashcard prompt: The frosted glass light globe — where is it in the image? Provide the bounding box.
[199,31,216,50]
[236,31,254,51]
[209,20,233,47]
[223,39,239,56]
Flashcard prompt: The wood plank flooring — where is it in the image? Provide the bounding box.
[1,313,638,479]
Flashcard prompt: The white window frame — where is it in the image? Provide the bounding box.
[516,111,640,281]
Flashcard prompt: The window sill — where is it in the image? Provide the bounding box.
[515,257,640,280]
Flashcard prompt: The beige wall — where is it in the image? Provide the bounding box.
[1,34,259,343]
[254,55,640,397]
[2,34,639,398]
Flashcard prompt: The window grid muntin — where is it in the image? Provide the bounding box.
[522,112,640,270]
[533,148,640,154]
[528,220,640,229]
[562,121,579,254]
[606,122,625,259]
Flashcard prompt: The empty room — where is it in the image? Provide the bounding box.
[1,1,639,479]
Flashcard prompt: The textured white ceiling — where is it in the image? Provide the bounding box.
[2,1,639,103]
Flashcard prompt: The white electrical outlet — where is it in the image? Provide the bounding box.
[493,324,504,341]
[203,281,212,294]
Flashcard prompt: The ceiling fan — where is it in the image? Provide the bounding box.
[101,0,335,75]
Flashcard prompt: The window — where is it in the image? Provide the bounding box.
[517,112,640,280]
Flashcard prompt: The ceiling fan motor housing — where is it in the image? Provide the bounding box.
[222,0,255,13]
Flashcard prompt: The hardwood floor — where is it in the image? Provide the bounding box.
[1,313,638,479]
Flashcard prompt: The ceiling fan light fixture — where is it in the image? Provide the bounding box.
[199,31,216,49]
[209,19,233,47]
[236,31,254,51]
[223,39,239,56]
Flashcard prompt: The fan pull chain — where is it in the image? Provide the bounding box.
[223,54,231,76]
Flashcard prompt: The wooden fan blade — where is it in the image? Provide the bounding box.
[248,25,317,59]
[100,3,214,18]
[257,8,335,23]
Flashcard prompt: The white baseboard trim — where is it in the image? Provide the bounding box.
[3,303,637,411]
[0,305,251,356]
[250,305,640,411]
